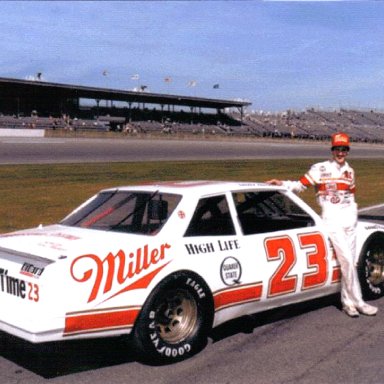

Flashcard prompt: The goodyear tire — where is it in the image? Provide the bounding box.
[358,233,384,299]
[132,271,213,363]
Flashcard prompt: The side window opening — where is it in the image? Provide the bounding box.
[184,195,235,237]
[233,191,315,235]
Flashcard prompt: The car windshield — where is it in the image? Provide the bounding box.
[60,190,182,235]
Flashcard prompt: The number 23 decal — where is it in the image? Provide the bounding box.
[28,282,39,302]
[264,232,328,297]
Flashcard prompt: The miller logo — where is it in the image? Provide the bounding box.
[70,243,171,303]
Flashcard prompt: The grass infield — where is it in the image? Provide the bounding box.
[0,158,383,233]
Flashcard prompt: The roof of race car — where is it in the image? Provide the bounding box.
[101,180,283,195]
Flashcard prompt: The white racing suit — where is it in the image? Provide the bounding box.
[283,159,366,310]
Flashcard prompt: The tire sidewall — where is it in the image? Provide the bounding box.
[358,233,384,299]
[133,271,213,363]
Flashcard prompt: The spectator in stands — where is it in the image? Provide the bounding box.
[266,132,378,318]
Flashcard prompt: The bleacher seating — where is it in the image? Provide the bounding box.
[0,107,384,143]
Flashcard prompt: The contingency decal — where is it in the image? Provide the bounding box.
[220,256,242,286]
[19,262,45,279]
[70,243,171,303]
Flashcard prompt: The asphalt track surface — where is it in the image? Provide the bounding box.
[0,136,384,164]
[1,136,384,384]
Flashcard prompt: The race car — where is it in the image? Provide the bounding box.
[0,180,383,363]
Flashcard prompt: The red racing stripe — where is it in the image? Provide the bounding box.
[332,266,341,283]
[214,283,263,311]
[64,306,140,336]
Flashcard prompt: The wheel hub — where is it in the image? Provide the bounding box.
[368,263,384,285]
[155,289,198,344]
[367,249,384,286]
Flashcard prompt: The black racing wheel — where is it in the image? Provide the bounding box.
[358,233,384,299]
[132,271,213,363]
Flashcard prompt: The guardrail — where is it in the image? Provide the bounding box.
[0,129,45,137]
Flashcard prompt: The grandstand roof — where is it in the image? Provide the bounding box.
[0,77,251,111]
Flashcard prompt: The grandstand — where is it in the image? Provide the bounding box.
[0,77,384,143]
[0,77,249,131]
[239,108,384,144]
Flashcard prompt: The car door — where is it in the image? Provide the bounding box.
[230,190,338,311]
[183,193,244,281]
[183,193,258,323]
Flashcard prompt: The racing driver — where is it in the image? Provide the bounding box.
[266,132,378,318]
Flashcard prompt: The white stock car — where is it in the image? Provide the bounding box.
[0,181,383,363]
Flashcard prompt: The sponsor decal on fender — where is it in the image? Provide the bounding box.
[20,262,45,279]
[220,256,242,286]
[70,243,171,303]
[0,267,39,302]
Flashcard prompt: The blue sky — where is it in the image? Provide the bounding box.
[1,1,384,112]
